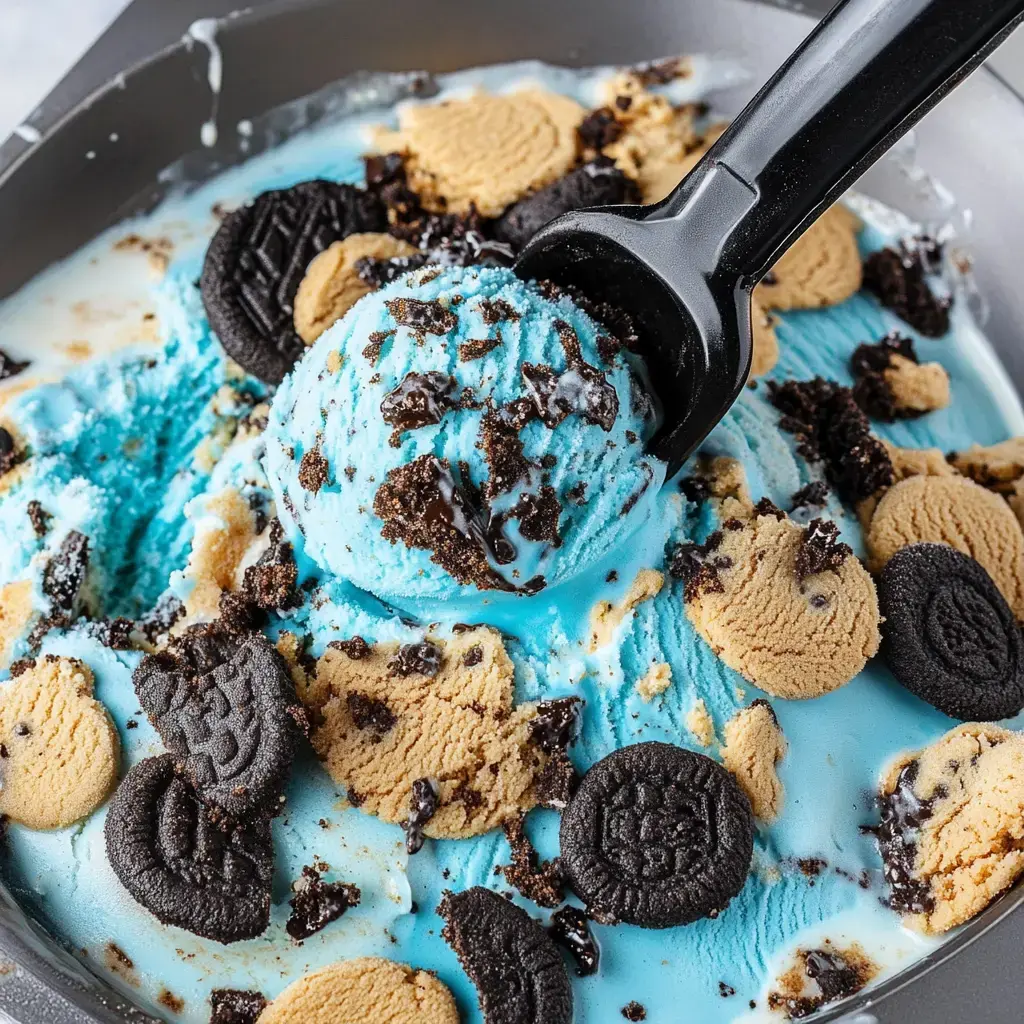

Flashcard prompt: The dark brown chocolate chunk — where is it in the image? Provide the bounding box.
[768,377,894,505]
[458,335,503,362]
[388,640,443,677]
[385,297,458,336]
[286,865,360,941]
[549,904,600,977]
[621,1002,647,1021]
[328,636,372,659]
[381,371,458,443]
[850,332,921,421]
[494,158,639,250]
[0,349,28,381]
[670,531,727,601]
[210,989,268,1024]
[767,946,875,1019]
[0,427,19,477]
[534,750,579,809]
[42,530,90,611]
[578,107,623,149]
[509,486,562,545]
[529,697,583,754]
[355,253,429,290]
[631,55,689,85]
[403,777,439,855]
[463,645,483,667]
[478,299,521,325]
[863,245,951,337]
[346,692,397,736]
[26,500,51,537]
[790,480,829,512]
[200,180,387,383]
[794,519,851,582]
[500,813,564,908]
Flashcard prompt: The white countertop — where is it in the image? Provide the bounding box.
[1,2,1022,143]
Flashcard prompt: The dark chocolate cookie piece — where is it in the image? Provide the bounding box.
[104,755,273,943]
[200,180,386,383]
[494,157,640,250]
[210,989,268,1024]
[133,627,304,818]
[878,543,1024,720]
[439,886,573,1024]
[560,742,754,928]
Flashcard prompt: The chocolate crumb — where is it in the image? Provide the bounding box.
[790,480,829,512]
[158,990,184,1014]
[403,777,439,855]
[458,335,502,362]
[297,446,330,494]
[500,813,564,908]
[849,332,920,421]
[27,500,51,537]
[719,982,736,998]
[549,905,600,976]
[385,297,458,336]
[534,749,579,809]
[363,329,395,363]
[478,299,521,325]
[346,692,397,735]
[767,944,876,1019]
[0,427,23,477]
[578,106,624,149]
[670,531,726,601]
[328,636,372,660]
[210,988,268,1024]
[621,1002,647,1021]
[606,570,619,583]
[795,519,851,582]
[42,530,89,611]
[286,866,360,941]
[863,246,951,337]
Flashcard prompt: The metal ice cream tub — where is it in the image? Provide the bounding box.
[0,1,1023,1020]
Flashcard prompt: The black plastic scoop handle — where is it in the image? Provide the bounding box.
[516,0,1024,477]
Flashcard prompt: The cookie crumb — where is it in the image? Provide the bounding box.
[721,701,787,822]
[635,662,672,702]
[686,698,716,747]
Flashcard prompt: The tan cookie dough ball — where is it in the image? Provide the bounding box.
[857,442,955,530]
[754,205,862,311]
[294,234,419,344]
[589,568,664,651]
[949,436,1024,495]
[259,957,459,1024]
[721,701,787,822]
[884,354,950,416]
[373,90,584,217]
[0,657,119,829]
[685,510,880,699]
[865,473,1024,618]
[879,724,1024,935]
[307,628,547,838]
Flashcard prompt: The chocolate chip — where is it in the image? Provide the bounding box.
[578,107,623,149]
[381,371,458,444]
[286,865,361,941]
[297,446,330,494]
[26,500,51,537]
[621,1002,647,1021]
[549,904,600,977]
[529,697,583,754]
[388,640,443,677]
[500,813,564,908]
[463,645,484,668]
[790,480,829,512]
[328,636,372,659]
[403,777,439,855]
[346,692,397,735]
[794,519,851,582]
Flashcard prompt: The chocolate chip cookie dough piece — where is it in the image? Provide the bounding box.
[306,628,549,839]
[754,205,862,311]
[682,508,880,699]
[0,656,119,830]
[440,887,573,1024]
[865,473,1024,619]
[0,579,34,667]
[850,334,950,421]
[133,626,305,818]
[721,700,787,822]
[589,568,664,651]
[949,436,1024,495]
[201,180,387,383]
[104,755,273,943]
[259,957,459,1024]
[560,743,754,928]
[372,90,585,217]
[876,723,1024,934]
[294,233,418,344]
[877,545,1024,720]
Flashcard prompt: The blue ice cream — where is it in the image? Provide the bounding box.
[266,264,664,605]
[0,57,1021,1024]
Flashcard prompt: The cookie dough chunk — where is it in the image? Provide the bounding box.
[259,958,458,1024]
[307,628,548,838]
[0,579,34,667]
[949,436,1024,495]
[857,441,956,529]
[865,473,1024,618]
[876,723,1024,934]
[684,509,880,699]
[721,701,787,822]
[685,698,716,747]
[595,72,709,204]
[589,568,664,651]
[635,662,671,702]
[755,205,862,311]
[0,656,119,830]
[373,90,585,217]
[294,233,418,344]
[883,354,950,415]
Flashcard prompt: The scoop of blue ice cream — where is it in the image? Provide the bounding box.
[265,265,665,602]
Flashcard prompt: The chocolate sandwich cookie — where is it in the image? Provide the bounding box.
[439,886,573,1024]
[200,180,386,383]
[877,543,1024,720]
[133,626,305,818]
[560,742,754,928]
[104,755,273,943]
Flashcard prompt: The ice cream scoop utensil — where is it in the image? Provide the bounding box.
[516,0,1024,476]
